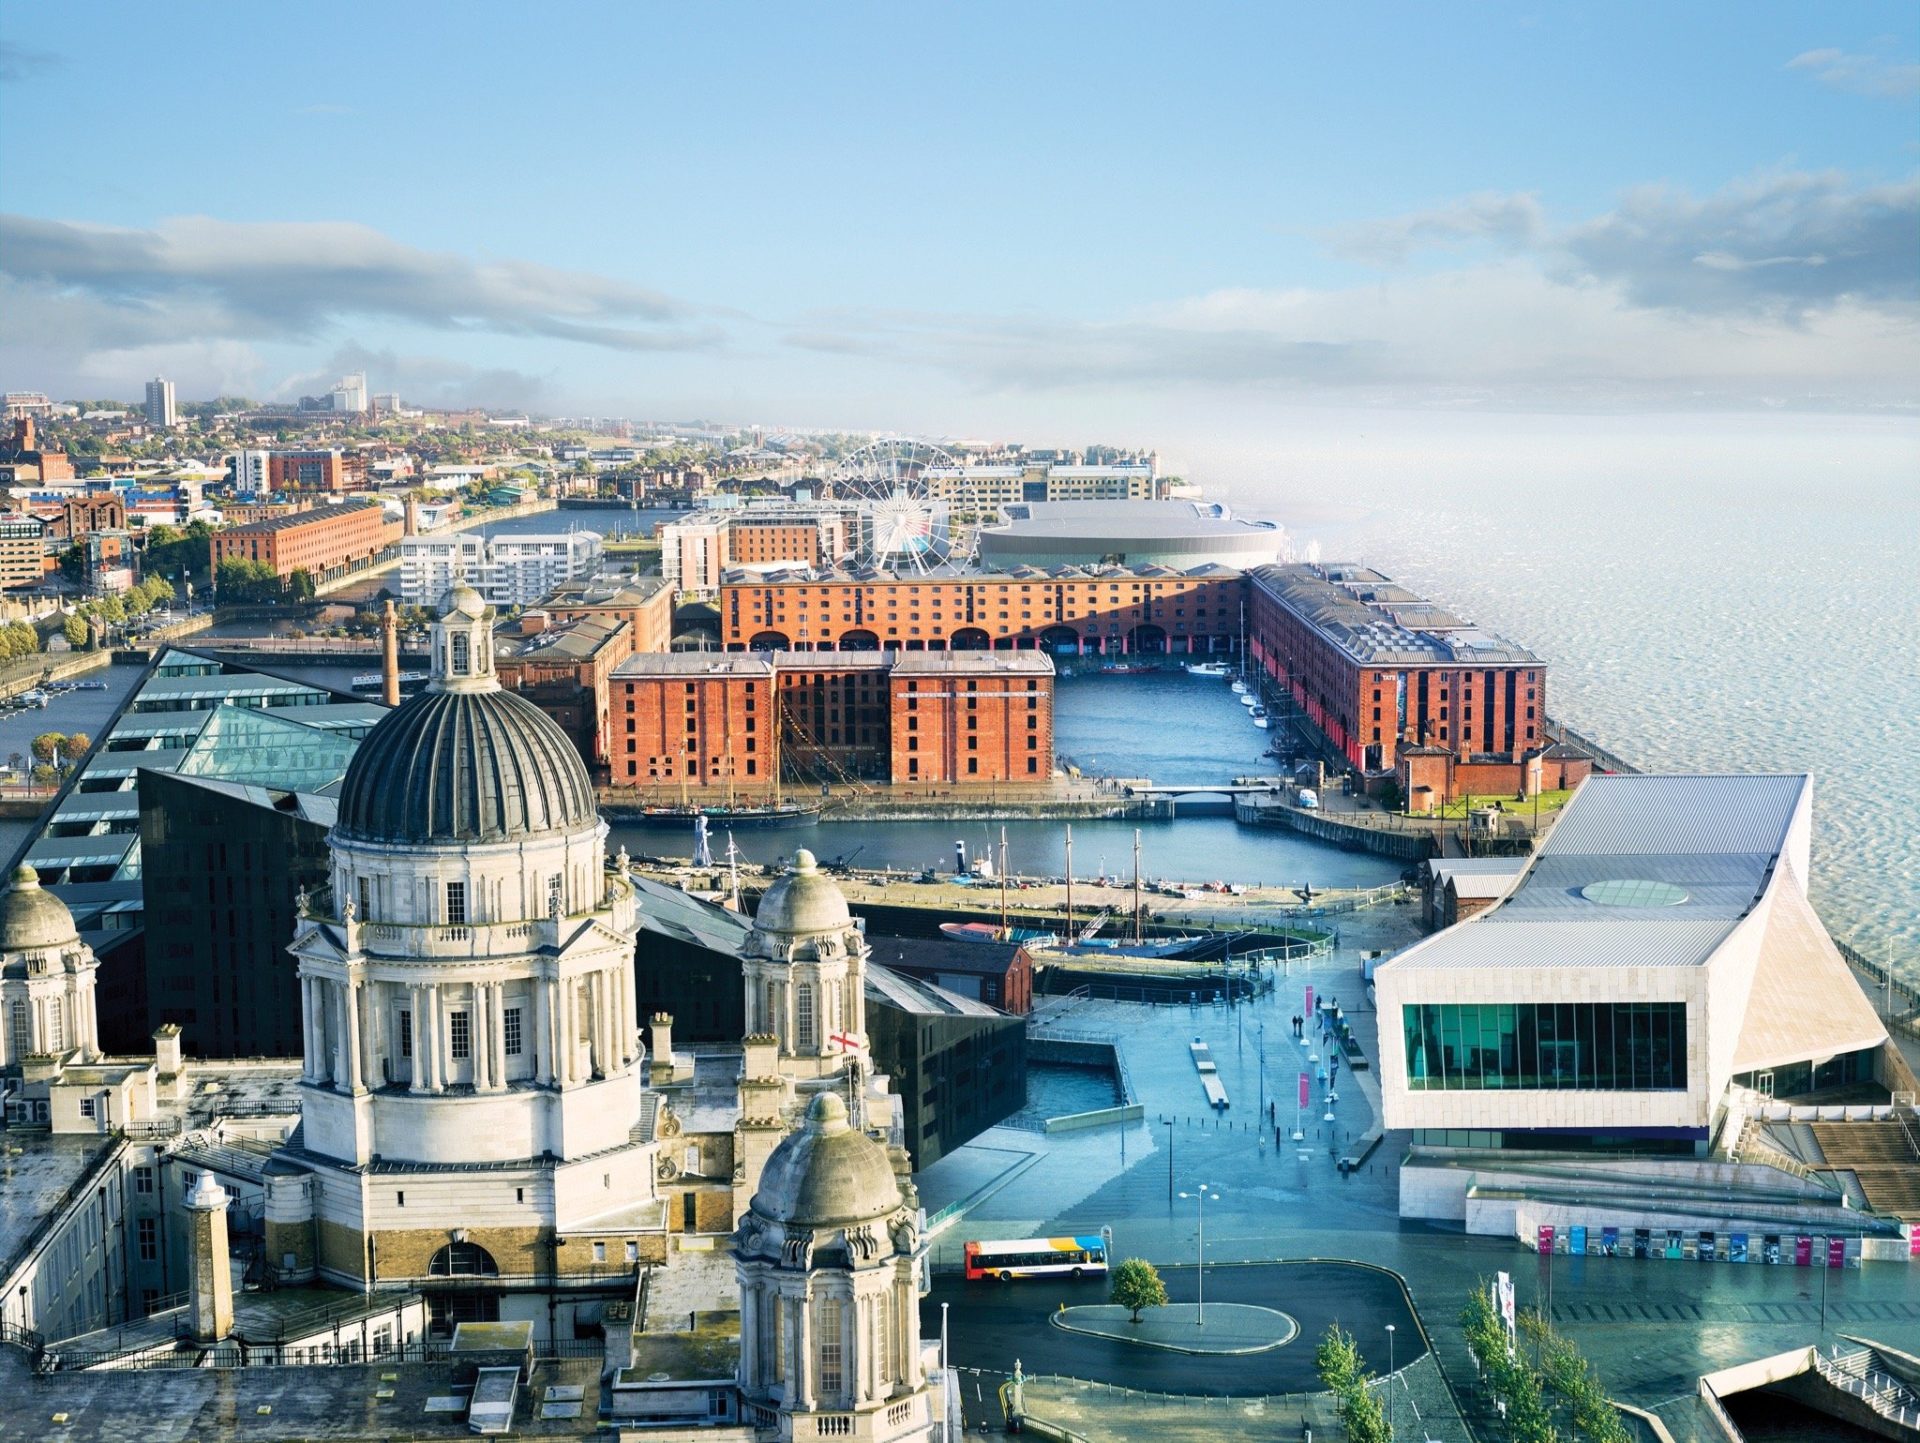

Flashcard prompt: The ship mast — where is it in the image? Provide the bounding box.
[1064,825,1074,941]
[999,824,1009,935]
[1132,828,1143,944]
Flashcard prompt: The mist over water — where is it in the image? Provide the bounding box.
[1190,414,1920,970]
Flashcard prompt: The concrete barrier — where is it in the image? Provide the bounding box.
[1045,1103,1144,1134]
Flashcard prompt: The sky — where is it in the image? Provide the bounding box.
[1,2,1916,448]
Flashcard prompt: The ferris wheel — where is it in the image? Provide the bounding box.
[831,438,986,572]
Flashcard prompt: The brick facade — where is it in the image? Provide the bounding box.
[718,566,1242,655]
[210,501,399,581]
[611,650,1054,794]
[495,617,635,774]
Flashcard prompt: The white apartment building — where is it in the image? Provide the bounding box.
[398,531,603,607]
[229,448,271,492]
[144,378,177,429]
[659,514,724,592]
[328,372,368,414]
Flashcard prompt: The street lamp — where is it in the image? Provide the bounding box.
[1176,1184,1221,1326]
[1385,1322,1396,1374]
[1165,1119,1174,1206]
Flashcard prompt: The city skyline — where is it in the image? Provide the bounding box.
[1,2,1915,447]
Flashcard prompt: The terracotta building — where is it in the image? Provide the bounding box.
[494,615,635,774]
[50,492,128,542]
[544,575,675,655]
[209,500,398,582]
[610,649,1055,793]
[1247,563,1545,776]
[718,564,1243,655]
[0,416,74,482]
[266,448,364,492]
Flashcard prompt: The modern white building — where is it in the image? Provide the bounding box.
[143,377,176,429]
[397,530,603,608]
[328,372,368,414]
[229,447,271,492]
[1378,773,1890,1163]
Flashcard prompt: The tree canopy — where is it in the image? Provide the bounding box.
[1108,1258,1168,1324]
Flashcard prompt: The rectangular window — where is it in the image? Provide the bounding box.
[399,1009,413,1058]
[817,1297,845,1395]
[357,875,371,920]
[138,1217,157,1261]
[445,881,466,924]
[592,1241,606,1263]
[80,1097,97,1119]
[504,1007,523,1056]
[134,1165,154,1194]
[1401,1002,1688,1092]
[450,1011,471,1061]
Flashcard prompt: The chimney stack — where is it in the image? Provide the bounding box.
[186,1173,235,1344]
[381,600,400,706]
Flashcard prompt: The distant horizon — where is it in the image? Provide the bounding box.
[3,3,1914,436]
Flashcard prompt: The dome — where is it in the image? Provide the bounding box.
[752,1092,902,1228]
[753,850,852,936]
[0,865,79,952]
[335,688,599,845]
[439,579,489,619]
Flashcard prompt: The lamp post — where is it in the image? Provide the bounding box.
[1176,1184,1221,1326]
[1165,1119,1174,1205]
[1385,1322,1396,1374]
[1258,1020,1266,1122]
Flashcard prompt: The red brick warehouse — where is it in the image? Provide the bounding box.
[1246,562,1545,775]
[717,564,1245,656]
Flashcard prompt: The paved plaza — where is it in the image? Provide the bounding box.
[918,939,1920,1433]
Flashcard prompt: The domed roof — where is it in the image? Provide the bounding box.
[0,865,79,952]
[439,579,489,619]
[752,1092,902,1228]
[753,850,851,936]
[335,687,599,845]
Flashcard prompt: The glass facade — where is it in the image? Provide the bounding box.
[1402,1002,1687,1091]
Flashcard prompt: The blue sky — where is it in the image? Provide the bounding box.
[1,2,1915,441]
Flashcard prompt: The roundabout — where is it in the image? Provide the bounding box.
[924,1259,1422,1397]
[1052,1301,1299,1355]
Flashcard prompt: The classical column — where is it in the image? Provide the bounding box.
[361,981,382,1088]
[795,1286,814,1410]
[740,1285,760,1391]
[408,985,428,1094]
[342,979,364,1093]
[534,978,553,1086]
[841,1286,857,1407]
[331,982,352,1091]
[484,982,503,1089]
[420,985,440,1092]
[559,978,576,1086]
[299,977,318,1081]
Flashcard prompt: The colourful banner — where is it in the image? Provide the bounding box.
[1828,1236,1847,1269]
[1601,1227,1619,1256]
[1570,1225,1587,1256]
[1910,1229,1920,1259]
[1537,1225,1555,1255]
[1305,985,1316,1017]
[1730,1234,1748,1263]
[1794,1235,1813,1266]
[1298,1071,1310,1108]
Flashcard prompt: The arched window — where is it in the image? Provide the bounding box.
[450,633,470,674]
[428,1241,498,1277]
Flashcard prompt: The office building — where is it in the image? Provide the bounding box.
[0,511,48,589]
[396,531,604,608]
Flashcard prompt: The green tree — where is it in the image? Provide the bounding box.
[95,593,126,624]
[57,545,86,584]
[1107,1258,1168,1324]
[62,614,90,649]
[1315,1323,1365,1394]
[59,733,91,765]
[31,732,65,766]
[287,568,317,600]
[30,763,60,787]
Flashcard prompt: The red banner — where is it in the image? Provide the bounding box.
[1298,1071,1310,1108]
[1827,1237,1847,1269]
[1794,1235,1813,1266]
[1305,985,1316,1017]
[1537,1225,1555,1255]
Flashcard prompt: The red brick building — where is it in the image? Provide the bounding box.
[718,564,1242,655]
[544,576,675,655]
[866,934,1035,1015]
[495,615,635,774]
[267,448,364,492]
[610,650,1055,794]
[1247,563,1545,776]
[50,493,128,541]
[209,500,398,581]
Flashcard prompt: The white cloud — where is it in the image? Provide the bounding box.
[1788,47,1920,100]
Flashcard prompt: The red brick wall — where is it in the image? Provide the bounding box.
[612,671,777,796]
[887,670,1051,785]
[210,504,396,579]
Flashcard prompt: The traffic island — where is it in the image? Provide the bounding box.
[1052,1302,1298,1355]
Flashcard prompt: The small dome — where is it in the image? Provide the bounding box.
[752,1092,902,1228]
[439,580,489,619]
[335,688,599,845]
[753,850,851,936]
[0,865,79,952]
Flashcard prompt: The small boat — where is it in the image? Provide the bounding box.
[74,681,108,690]
[351,670,429,690]
[1061,934,1202,959]
[1100,662,1160,675]
[1239,692,1257,707]
[940,921,1061,948]
[1186,661,1230,677]
[1230,679,1248,695]
[17,689,49,708]
[1251,705,1270,729]
[632,800,821,828]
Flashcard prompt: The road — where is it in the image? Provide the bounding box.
[923,1259,1420,1403]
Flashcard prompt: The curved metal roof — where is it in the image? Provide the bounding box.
[334,687,598,846]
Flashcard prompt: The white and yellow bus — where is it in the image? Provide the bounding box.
[963,1235,1109,1282]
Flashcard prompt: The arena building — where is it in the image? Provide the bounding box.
[976,499,1286,572]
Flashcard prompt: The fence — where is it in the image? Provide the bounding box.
[36,1334,608,1374]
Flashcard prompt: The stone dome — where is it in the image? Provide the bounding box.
[0,865,79,952]
[334,687,599,846]
[753,850,852,936]
[439,579,489,619]
[752,1092,902,1228]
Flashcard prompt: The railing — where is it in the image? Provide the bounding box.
[1813,1346,1920,1429]
[1696,1379,1747,1443]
